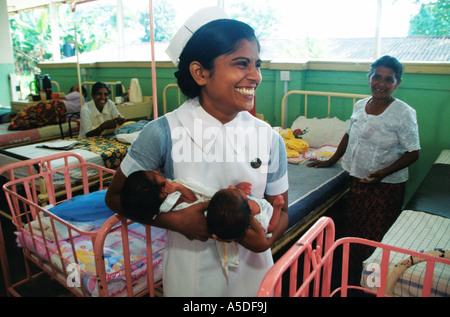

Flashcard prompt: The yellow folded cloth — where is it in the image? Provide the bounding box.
[278,128,309,158]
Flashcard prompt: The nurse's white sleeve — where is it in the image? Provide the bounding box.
[265,131,288,196]
[120,117,173,178]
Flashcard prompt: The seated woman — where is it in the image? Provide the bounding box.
[61,85,87,114]
[78,82,125,138]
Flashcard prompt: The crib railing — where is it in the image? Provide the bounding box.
[0,152,164,297]
[258,216,450,297]
[94,214,164,297]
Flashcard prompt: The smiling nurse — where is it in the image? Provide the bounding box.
[105,11,289,297]
[193,38,262,123]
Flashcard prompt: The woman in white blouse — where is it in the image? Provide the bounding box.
[307,55,420,278]
[78,82,125,138]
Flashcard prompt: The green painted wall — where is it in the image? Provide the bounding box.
[0,63,15,108]
[40,61,450,205]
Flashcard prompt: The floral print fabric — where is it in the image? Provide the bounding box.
[8,100,67,131]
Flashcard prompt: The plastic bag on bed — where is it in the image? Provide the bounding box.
[49,189,115,227]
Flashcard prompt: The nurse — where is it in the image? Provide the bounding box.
[105,12,288,297]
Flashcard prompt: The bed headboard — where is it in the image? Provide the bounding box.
[281,90,371,128]
[82,81,126,101]
[163,83,182,114]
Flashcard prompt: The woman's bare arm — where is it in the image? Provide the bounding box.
[307,133,349,168]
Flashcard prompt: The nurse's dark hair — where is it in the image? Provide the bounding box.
[369,55,403,81]
[175,19,260,99]
[91,81,111,96]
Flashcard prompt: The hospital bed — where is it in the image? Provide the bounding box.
[259,150,449,297]
[0,121,148,212]
[0,121,80,149]
[0,83,154,297]
[0,80,151,150]
[257,216,450,297]
[0,80,150,216]
[360,149,450,297]
[1,82,80,149]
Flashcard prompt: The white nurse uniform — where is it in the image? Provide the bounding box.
[121,98,288,296]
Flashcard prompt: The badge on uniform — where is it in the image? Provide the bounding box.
[250,158,262,169]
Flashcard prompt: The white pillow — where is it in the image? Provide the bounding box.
[291,116,349,148]
[115,131,140,144]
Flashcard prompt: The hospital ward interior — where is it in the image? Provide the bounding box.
[0,0,449,299]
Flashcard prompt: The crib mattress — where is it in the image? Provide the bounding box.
[17,222,166,297]
[287,162,348,230]
[361,209,450,297]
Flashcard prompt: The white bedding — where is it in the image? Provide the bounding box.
[17,221,166,296]
[291,116,349,148]
[361,210,450,297]
[435,149,450,164]
[0,141,104,184]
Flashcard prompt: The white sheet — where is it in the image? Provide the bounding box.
[435,149,450,164]
[0,141,104,184]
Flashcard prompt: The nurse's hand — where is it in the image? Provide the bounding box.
[153,201,210,241]
[238,216,271,253]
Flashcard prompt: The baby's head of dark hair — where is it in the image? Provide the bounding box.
[207,188,250,240]
[120,171,164,222]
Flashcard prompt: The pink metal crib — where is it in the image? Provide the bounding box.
[258,216,450,297]
[0,152,165,297]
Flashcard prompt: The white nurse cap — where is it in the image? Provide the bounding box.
[165,6,229,65]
